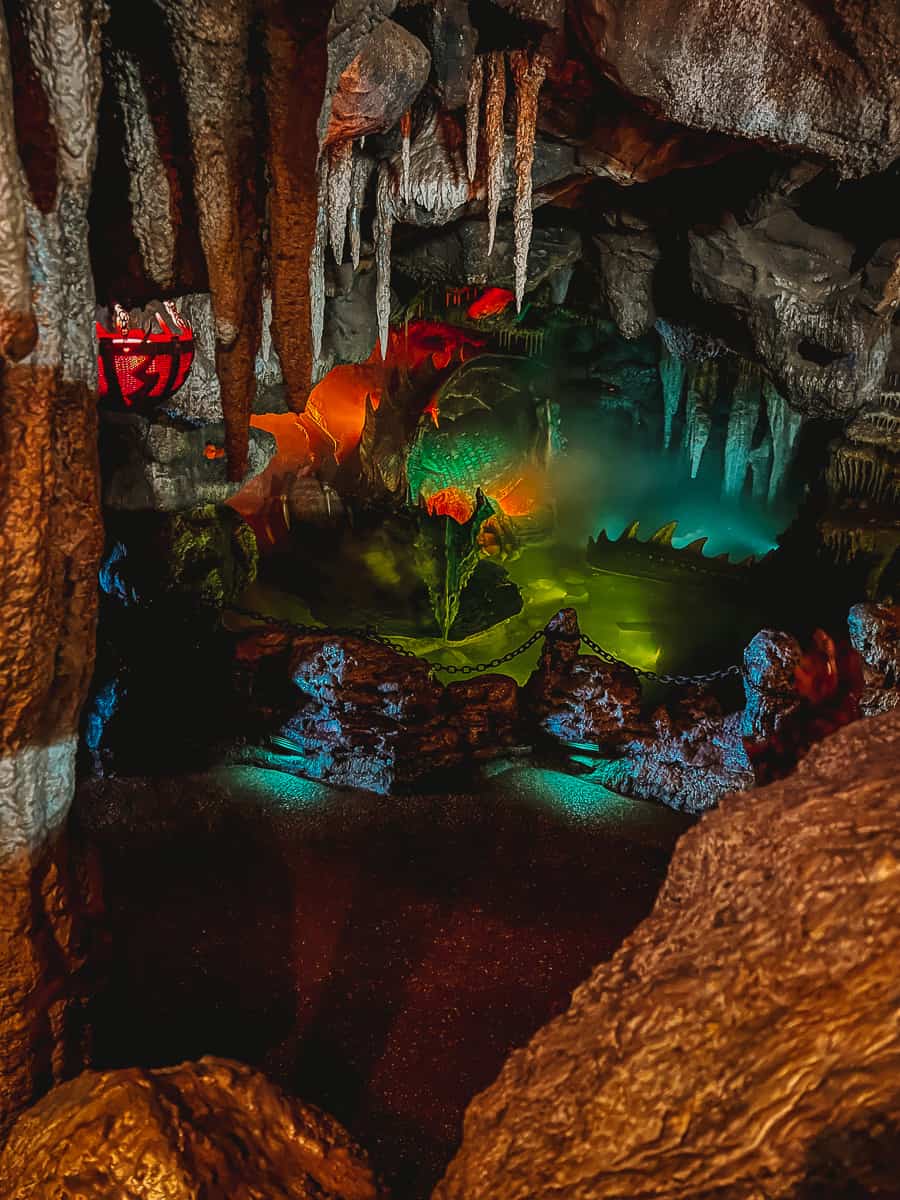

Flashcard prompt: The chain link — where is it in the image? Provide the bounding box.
[226,605,741,685]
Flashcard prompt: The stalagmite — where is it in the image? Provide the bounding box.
[465,55,483,183]
[349,150,374,270]
[684,361,716,479]
[484,51,506,257]
[510,51,547,312]
[723,362,762,499]
[659,346,685,450]
[400,109,412,203]
[765,380,804,504]
[1,0,105,1137]
[111,49,175,290]
[375,161,395,359]
[749,436,773,502]
[0,11,35,361]
[326,138,353,265]
[310,155,329,372]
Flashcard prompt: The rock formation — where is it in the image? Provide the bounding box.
[0,0,105,1136]
[0,1056,384,1200]
[435,706,900,1200]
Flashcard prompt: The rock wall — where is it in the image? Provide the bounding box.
[435,706,900,1200]
[0,0,105,1138]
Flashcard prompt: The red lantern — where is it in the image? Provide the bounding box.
[97,302,194,413]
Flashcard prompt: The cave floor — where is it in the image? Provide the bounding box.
[77,763,691,1199]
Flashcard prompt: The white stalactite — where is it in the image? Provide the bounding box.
[465,55,483,183]
[484,51,506,257]
[349,150,374,271]
[684,361,716,479]
[400,110,412,203]
[510,51,547,312]
[326,138,353,265]
[765,380,804,504]
[309,155,329,371]
[723,362,762,499]
[659,346,685,451]
[375,161,394,359]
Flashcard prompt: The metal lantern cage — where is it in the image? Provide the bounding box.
[97,301,194,413]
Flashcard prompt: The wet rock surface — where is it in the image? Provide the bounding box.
[0,1056,383,1200]
[435,707,900,1200]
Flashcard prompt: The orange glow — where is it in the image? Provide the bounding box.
[204,443,225,460]
[227,413,314,552]
[305,363,385,462]
[425,487,476,523]
[493,469,542,517]
[467,288,515,320]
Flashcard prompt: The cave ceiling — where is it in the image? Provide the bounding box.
[63,0,900,474]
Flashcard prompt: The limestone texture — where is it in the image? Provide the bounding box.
[0,0,105,1137]
[436,707,900,1200]
[0,1056,383,1200]
[572,0,900,176]
[100,413,276,512]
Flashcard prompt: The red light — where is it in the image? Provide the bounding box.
[425,487,476,523]
[467,288,515,320]
[97,309,194,413]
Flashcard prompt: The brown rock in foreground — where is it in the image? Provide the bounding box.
[435,709,900,1200]
[0,1056,384,1200]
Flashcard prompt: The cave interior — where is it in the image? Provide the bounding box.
[0,0,899,1198]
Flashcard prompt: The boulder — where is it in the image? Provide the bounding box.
[0,1057,382,1200]
[234,629,459,792]
[435,707,900,1200]
[524,609,642,751]
[848,601,900,716]
[594,703,755,814]
[325,18,430,145]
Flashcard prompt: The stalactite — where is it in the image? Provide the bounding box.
[723,362,762,499]
[465,55,483,183]
[110,49,176,290]
[484,51,506,257]
[400,109,412,203]
[510,50,547,312]
[326,137,353,265]
[263,0,330,417]
[156,0,251,348]
[310,155,328,371]
[0,10,35,361]
[765,380,804,504]
[349,149,373,270]
[659,346,685,451]
[684,361,716,479]
[749,437,773,502]
[375,160,395,359]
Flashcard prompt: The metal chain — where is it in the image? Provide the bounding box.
[227,605,742,686]
[579,632,742,687]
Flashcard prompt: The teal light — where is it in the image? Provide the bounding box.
[210,763,333,809]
